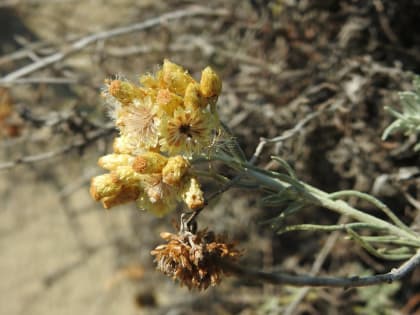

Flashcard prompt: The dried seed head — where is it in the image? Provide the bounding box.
[151,228,242,290]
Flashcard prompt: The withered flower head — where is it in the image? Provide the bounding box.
[151,228,242,290]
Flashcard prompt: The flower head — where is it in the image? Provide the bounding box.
[92,60,224,216]
[160,108,215,158]
[116,96,159,150]
[90,173,141,209]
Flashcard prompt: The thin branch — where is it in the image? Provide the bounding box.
[0,6,229,83]
[372,0,399,44]
[250,106,322,164]
[0,125,115,171]
[0,77,79,86]
[225,248,420,287]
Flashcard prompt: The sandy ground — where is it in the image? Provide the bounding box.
[0,157,142,314]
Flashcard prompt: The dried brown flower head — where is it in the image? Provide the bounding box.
[151,227,242,290]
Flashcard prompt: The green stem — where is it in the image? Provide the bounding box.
[360,236,420,247]
[346,228,412,260]
[243,167,420,245]
[277,223,387,234]
[329,190,411,233]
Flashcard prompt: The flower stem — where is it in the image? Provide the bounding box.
[243,167,420,245]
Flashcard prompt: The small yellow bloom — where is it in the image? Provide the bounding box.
[116,96,159,149]
[101,185,141,209]
[112,166,143,186]
[136,174,180,216]
[182,177,204,210]
[184,83,206,110]
[162,155,190,185]
[156,88,183,115]
[90,173,140,209]
[159,108,214,157]
[139,72,161,89]
[90,173,121,202]
[161,59,194,96]
[106,79,145,106]
[112,136,137,154]
[200,67,222,98]
[98,154,135,171]
[132,152,168,174]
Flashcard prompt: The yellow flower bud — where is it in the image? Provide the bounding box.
[139,73,160,89]
[156,88,183,115]
[161,59,194,96]
[90,173,121,201]
[162,155,190,186]
[101,185,140,209]
[182,177,204,210]
[98,154,135,171]
[113,136,134,154]
[132,152,168,174]
[106,79,145,105]
[113,166,142,185]
[184,83,205,110]
[200,67,222,98]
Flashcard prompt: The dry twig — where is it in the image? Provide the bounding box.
[0,124,114,170]
[0,6,229,84]
[226,248,420,287]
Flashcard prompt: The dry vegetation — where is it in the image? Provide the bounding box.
[0,1,419,314]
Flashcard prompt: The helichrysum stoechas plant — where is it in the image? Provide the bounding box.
[382,75,420,151]
[91,60,420,291]
[90,59,223,216]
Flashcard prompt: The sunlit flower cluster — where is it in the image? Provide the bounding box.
[90,60,223,215]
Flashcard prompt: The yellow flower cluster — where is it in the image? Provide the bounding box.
[90,60,223,216]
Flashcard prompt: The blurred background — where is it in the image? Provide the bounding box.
[0,1,419,314]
